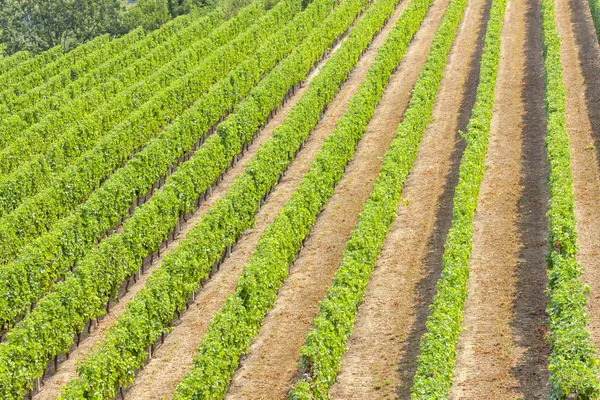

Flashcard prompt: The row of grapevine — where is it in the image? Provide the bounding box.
[0,46,63,91]
[540,0,600,396]
[0,34,108,94]
[0,28,145,119]
[289,0,466,396]
[0,12,213,148]
[55,1,367,396]
[407,0,505,397]
[0,0,348,394]
[0,0,308,331]
[0,51,30,76]
[0,9,230,176]
[171,0,435,396]
[0,0,293,264]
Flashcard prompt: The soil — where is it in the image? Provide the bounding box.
[554,0,600,353]
[328,0,487,397]
[223,0,455,398]
[450,0,550,396]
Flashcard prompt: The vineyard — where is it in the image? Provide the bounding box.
[1,0,600,397]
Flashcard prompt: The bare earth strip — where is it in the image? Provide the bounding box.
[450,0,550,397]
[223,0,454,398]
[509,0,550,395]
[328,0,487,397]
[33,25,347,400]
[555,0,600,353]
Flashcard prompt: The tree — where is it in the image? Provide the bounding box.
[0,29,5,58]
[121,0,171,32]
[220,0,250,18]
[68,0,122,42]
[26,0,122,50]
[0,0,231,56]
[0,0,29,54]
[0,0,122,54]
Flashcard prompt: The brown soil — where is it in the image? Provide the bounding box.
[555,0,600,352]
[33,24,344,400]
[224,0,454,398]
[123,36,346,400]
[328,0,486,397]
[450,0,550,397]
[508,0,551,394]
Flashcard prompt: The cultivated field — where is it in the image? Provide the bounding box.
[1,0,600,398]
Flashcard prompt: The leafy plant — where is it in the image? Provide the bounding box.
[122,0,173,31]
[55,0,363,398]
[541,0,600,396]
[0,6,252,221]
[0,34,106,95]
[0,46,63,92]
[0,13,198,145]
[0,50,30,76]
[0,11,227,236]
[0,27,143,121]
[56,0,381,396]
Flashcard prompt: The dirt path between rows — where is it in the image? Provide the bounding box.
[33,25,346,400]
[450,0,550,396]
[328,0,486,397]
[555,0,600,353]
[223,0,453,398]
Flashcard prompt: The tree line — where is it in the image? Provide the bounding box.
[0,0,239,56]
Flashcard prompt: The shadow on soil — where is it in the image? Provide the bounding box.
[509,0,550,397]
[569,0,600,169]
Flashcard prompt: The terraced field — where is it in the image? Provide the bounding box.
[2,0,600,398]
